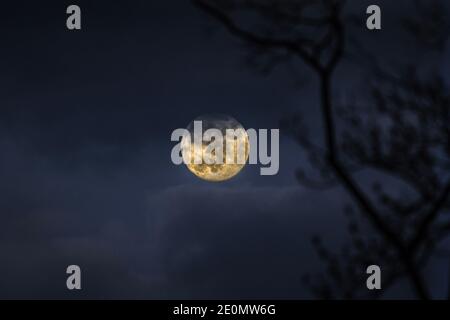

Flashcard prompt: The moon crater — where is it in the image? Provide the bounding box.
[181,114,249,182]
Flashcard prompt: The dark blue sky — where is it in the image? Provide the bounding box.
[0,0,449,299]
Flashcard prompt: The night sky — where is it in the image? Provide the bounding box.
[0,0,449,299]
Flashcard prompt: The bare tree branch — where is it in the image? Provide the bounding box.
[193,0,450,299]
[193,0,323,71]
[410,182,450,251]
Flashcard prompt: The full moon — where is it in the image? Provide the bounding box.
[181,114,249,182]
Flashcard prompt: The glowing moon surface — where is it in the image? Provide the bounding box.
[181,114,249,182]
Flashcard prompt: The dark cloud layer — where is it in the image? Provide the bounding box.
[0,158,349,299]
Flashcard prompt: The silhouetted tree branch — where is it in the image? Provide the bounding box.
[194,0,450,299]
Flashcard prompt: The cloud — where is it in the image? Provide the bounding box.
[0,156,349,299]
[144,184,347,299]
